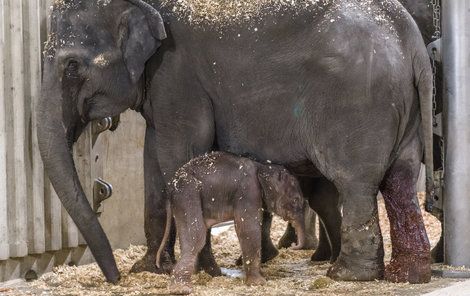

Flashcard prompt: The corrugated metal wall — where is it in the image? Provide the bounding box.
[0,0,147,282]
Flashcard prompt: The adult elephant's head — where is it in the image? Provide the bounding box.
[37,0,166,283]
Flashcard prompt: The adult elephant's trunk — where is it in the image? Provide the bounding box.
[37,64,120,283]
[290,219,306,250]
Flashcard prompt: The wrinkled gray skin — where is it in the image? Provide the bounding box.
[160,152,306,293]
[279,0,443,267]
[38,0,434,283]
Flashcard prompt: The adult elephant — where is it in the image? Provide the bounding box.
[282,0,443,266]
[38,0,433,284]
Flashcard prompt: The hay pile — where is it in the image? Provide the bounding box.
[0,193,454,295]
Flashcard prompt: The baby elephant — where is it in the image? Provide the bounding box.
[157,152,306,294]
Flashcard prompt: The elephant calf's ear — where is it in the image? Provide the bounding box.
[257,167,272,195]
[120,5,165,83]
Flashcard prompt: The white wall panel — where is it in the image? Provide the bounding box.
[0,0,10,261]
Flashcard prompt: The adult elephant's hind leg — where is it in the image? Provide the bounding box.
[380,139,431,283]
[327,182,384,281]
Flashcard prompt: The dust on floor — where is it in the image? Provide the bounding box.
[2,194,463,295]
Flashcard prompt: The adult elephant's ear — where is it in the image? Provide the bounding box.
[121,0,167,83]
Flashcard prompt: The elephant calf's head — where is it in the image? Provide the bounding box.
[37,0,166,283]
[258,165,306,249]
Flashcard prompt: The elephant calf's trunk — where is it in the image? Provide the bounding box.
[290,220,306,250]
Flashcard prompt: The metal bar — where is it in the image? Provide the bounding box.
[443,0,470,267]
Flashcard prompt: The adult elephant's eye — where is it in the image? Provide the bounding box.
[65,59,80,77]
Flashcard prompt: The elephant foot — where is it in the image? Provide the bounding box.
[196,253,222,277]
[235,244,279,266]
[385,254,431,284]
[302,234,319,250]
[196,261,222,277]
[327,256,384,281]
[235,256,243,266]
[431,235,444,263]
[168,282,192,295]
[130,252,173,274]
[278,227,297,249]
[245,274,267,286]
[310,245,332,263]
[262,242,279,263]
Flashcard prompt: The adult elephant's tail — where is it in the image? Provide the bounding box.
[414,47,434,212]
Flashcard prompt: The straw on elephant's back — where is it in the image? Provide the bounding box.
[158,0,401,35]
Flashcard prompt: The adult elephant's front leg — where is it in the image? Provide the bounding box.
[132,100,216,274]
[131,126,175,274]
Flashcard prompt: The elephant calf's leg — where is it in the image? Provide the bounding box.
[170,218,208,294]
[380,160,431,283]
[278,222,298,249]
[235,218,266,286]
[196,229,222,276]
[327,183,384,281]
[236,211,278,266]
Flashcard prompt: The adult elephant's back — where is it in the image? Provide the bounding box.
[158,1,432,175]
